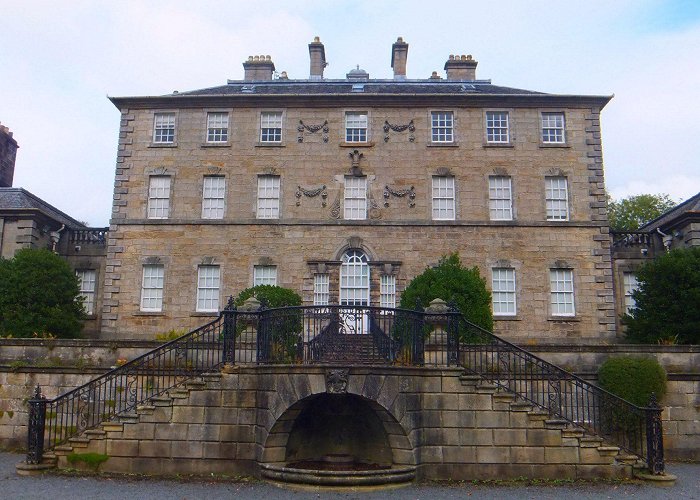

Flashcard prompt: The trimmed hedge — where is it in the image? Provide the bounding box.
[235,285,302,308]
[598,356,667,406]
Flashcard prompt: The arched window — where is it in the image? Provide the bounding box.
[339,250,370,306]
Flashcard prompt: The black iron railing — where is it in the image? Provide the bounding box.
[26,301,664,474]
[456,315,664,474]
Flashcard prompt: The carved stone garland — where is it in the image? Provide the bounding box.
[298,120,329,143]
[296,185,328,207]
[384,185,416,208]
[383,119,415,142]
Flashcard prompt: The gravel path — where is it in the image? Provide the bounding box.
[2,452,698,499]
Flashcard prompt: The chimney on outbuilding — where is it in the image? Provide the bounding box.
[444,54,478,80]
[308,36,327,80]
[243,55,275,81]
[391,37,409,80]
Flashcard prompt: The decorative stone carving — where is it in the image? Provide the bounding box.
[295,185,328,207]
[383,185,416,208]
[369,191,381,219]
[297,120,329,143]
[143,256,161,265]
[347,236,363,249]
[348,149,364,176]
[492,167,508,176]
[383,119,415,142]
[329,194,341,219]
[325,368,349,394]
[206,166,223,175]
[434,167,452,177]
[150,167,168,175]
[262,167,278,176]
[546,167,566,177]
[258,256,273,266]
[200,256,215,266]
[553,260,571,269]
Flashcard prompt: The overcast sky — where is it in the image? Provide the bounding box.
[1,0,699,226]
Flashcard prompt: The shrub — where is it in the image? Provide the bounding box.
[234,285,302,308]
[399,253,493,332]
[235,285,302,363]
[0,249,84,338]
[66,452,109,471]
[598,356,667,406]
[624,247,700,344]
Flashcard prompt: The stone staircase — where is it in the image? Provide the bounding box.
[22,368,644,481]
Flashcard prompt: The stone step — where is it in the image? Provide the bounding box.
[597,446,621,457]
[102,422,124,432]
[493,393,516,402]
[544,419,569,430]
[617,454,639,465]
[151,395,174,406]
[68,437,90,448]
[169,389,190,399]
[201,372,223,383]
[475,382,499,393]
[561,428,585,438]
[136,404,156,414]
[118,413,139,423]
[527,410,550,422]
[510,402,534,412]
[459,374,482,386]
[54,445,73,454]
[84,429,106,439]
[579,437,604,448]
[185,380,207,389]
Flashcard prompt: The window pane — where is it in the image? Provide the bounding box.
[432,176,455,220]
[153,113,175,143]
[489,176,513,220]
[345,112,368,142]
[486,111,509,143]
[76,269,96,315]
[207,112,229,142]
[314,273,330,306]
[202,176,225,219]
[380,275,396,308]
[257,175,280,219]
[431,111,453,143]
[550,269,575,316]
[254,265,277,286]
[623,272,638,315]
[344,177,367,220]
[260,112,282,142]
[148,176,171,219]
[542,112,565,143]
[492,268,516,315]
[141,264,164,311]
[545,176,569,220]
[196,265,220,312]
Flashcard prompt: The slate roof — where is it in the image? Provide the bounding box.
[0,187,85,228]
[173,80,546,97]
[641,192,700,231]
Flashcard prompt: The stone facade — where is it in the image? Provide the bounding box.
[103,38,614,342]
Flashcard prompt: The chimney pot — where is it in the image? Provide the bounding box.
[243,54,276,81]
[444,53,478,80]
[308,36,327,80]
[391,36,409,80]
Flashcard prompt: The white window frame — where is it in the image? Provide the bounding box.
[431,111,454,143]
[76,269,96,315]
[345,112,368,143]
[196,265,220,312]
[432,176,455,220]
[313,273,330,306]
[260,111,283,143]
[492,268,516,316]
[257,175,281,219]
[623,272,638,315]
[153,112,176,144]
[201,176,226,219]
[141,264,164,312]
[206,112,229,143]
[541,112,566,144]
[545,176,569,221]
[147,176,171,219]
[380,274,396,309]
[486,111,510,143]
[344,177,367,220]
[489,176,513,221]
[550,268,575,316]
[254,265,277,286]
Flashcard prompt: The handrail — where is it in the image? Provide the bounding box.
[26,302,664,475]
[455,314,664,474]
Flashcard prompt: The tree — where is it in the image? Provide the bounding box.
[607,193,677,231]
[624,247,700,344]
[399,253,493,331]
[0,249,84,338]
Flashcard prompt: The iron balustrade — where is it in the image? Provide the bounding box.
[26,302,664,475]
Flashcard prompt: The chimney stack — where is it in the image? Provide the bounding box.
[243,55,276,81]
[308,36,327,80]
[0,122,18,188]
[444,54,478,81]
[391,37,409,80]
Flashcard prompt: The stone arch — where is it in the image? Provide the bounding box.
[332,236,379,262]
[260,371,414,467]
